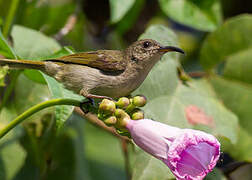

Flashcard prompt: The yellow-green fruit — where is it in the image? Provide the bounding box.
[114,109,130,129]
[131,110,144,120]
[99,99,116,115]
[132,95,147,107]
[116,97,130,109]
[104,116,117,126]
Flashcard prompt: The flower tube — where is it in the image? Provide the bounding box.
[126,119,220,180]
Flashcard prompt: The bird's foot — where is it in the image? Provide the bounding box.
[80,89,114,101]
[80,98,95,114]
[86,94,115,101]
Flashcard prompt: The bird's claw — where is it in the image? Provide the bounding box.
[80,98,94,113]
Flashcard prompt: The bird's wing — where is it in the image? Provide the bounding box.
[47,50,126,71]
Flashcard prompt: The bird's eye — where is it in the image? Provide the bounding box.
[143,41,151,48]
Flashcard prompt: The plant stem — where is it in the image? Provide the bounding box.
[3,0,20,37]
[0,98,81,139]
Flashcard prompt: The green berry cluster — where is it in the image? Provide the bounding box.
[97,95,147,136]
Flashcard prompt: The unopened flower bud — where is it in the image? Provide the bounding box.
[132,95,147,107]
[116,97,130,109]
[114,109,130,129]
[131,109,144,120]
[99,99,116,115]
[104,116,117,126]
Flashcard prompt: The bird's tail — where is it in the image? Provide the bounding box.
[0,59,46,71]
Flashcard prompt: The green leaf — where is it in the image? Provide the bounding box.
[209,76,252,139]
[11,25,61,59]
[223,48,252,84]
[200,15,252,70]
[0,30,17,58]
[109,0,135,23]
[159,0,222,31]
[209,76,252,161]
[143,80,238,143]
[131,149,174,180]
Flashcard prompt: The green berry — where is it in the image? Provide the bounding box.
[116,97,130,109]
[131,109,144,120]
[104,116,117,126]
[114,109,130,129]
[132,95,147,107]
[99,99,116,115]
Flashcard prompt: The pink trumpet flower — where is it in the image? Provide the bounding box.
[126,119,220,180]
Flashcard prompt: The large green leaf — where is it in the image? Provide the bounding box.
[109,0,135,23]
[199,15,252,162]
[143,80,238,142]
[11,25,60,59]
[209,76,252,161]
[132,25,238,179]
[200,15,252,70]
[159,0,222,31]
[223,48,252,84]
[131,149,174,180]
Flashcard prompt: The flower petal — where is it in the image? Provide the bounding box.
[165,129,220,180]
[126,119,169,159]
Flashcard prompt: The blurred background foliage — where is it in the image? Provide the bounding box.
[0,0,252,179]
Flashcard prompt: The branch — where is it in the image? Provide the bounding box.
[188,71,206,78]
[54,14,77,41]
[74,107,131,142]
[121,139,131,180]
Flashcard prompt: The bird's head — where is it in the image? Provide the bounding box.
[125,39,184,69]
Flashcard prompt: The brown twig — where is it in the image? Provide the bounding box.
[74,107,131,142]
[54,14,77,41]
[121,139,131,180]
[188,71,207,78]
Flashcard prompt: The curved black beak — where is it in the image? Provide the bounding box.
[158,46,185,54]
